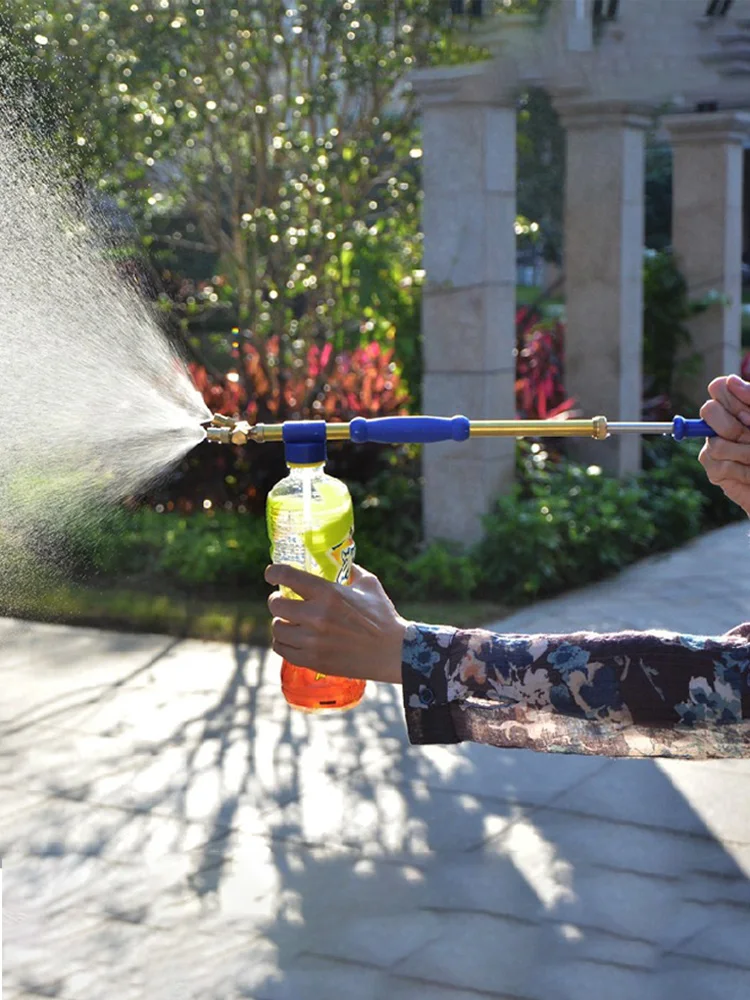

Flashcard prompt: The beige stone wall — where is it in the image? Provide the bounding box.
[559,103,647,475]
[413,68,517,545]
[413,2,750,542]
[664,112,750,407]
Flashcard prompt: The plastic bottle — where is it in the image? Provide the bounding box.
[266,431,365,712]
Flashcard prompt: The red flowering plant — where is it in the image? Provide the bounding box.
[149,331,409,515]
[512,303,577,482]
[207,332,409,424]
[515,307,576,421]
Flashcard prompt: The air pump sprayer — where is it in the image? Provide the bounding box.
[204,412,716,447]
[204,410,715,714]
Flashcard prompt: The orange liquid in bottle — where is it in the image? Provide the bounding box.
[280,659,365,713]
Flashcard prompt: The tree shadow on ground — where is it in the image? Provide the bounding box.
[2,620,750,1000]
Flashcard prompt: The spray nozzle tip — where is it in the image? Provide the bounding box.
[206,426,232,444]
[209,413,236,428]
[205,416,251,445]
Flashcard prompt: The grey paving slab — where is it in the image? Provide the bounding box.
[657,758,750,845]
[494,803,744,880]
[487,522,750,637]
[257,955,529,1000]
[388,911,544,996]
[541,864,698,945]
[259,776,514,856]
[668,915,750,970]
[553,758,731,837]
[253,956,388,1000]
[530,961,658,1000]
[4,521,750,998]
[650,957,750,1000]
[383,981,520,1000]
[403,742,609,808]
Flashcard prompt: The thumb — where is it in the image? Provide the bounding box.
[350,563,377,587]
[726,374,750,407]
[350,565,393,600]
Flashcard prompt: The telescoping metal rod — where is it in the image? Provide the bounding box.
[608,422,673,434]
[205,414,716,446]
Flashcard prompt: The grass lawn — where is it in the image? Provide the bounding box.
[0,580,510,645]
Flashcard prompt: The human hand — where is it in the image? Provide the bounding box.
[699,374,750,517]
[265,563,409,685]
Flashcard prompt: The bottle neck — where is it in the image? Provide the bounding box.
[287,462,325,476]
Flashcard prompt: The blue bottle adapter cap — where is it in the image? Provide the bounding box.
[284,440,326,464]
[282,420,327,465]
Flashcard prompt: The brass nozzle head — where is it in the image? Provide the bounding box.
[206,414,252,445]
[210,413,235,428]
[206,426,232,444]
[228,420,251,445]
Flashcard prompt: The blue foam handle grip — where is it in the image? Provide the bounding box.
[349,415,471,444]
[672,417,717,440]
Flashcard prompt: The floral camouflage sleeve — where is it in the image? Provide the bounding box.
[401,622,750,758]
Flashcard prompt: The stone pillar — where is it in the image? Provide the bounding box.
[557,101,650,476]
[413,67,517,546]
[662,112,750,408]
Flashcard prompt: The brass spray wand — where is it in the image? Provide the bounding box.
[204,413,715,446]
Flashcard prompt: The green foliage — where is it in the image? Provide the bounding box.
[645,142,672,251]
[643,249,695,409]
[67,439,742,609]
[516,88,564,264]
[157,512,270,589]
[78,507,272,596]
[348,459,422,543]
[642,249,723,412]
[3,0,459,397]
[409,542,479,600]
[513,96,681,267]
[475,448,707,604]
[643,436,746,530]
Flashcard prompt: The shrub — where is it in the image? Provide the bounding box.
[642,249,724,415]
[474,444,710,604]
[72,438,739,610]
[409,542,479,600]
[75,472,425,600]
[156,513,270,591]
[80,508,270,596]
[642,436,745,530]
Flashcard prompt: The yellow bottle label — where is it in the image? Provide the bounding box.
[267,479,355,589]
[330,530,356,585]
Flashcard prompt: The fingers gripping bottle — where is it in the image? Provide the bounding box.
[266,423,366,712]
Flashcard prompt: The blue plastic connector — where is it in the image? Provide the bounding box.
[282,419,327,464]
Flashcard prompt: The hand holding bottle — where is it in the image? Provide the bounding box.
[266,433,367,710]
[266,563,408,686]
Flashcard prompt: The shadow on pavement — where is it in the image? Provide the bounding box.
[2,622,750,1000]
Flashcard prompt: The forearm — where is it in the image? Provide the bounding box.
[401,622,750,758]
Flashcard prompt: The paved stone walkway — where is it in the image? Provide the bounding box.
[3,522,750,999]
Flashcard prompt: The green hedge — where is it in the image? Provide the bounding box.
[67,441,744,605]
